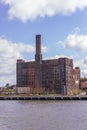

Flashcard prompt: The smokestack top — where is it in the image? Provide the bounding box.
[36,34,41,42]
[36,34,41,55]
[36,34,41,37]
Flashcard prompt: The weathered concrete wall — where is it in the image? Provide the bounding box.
[17,87,30,94]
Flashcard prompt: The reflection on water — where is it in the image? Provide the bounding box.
[0,101,87,130]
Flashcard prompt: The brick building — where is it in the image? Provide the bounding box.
[73,67,80,89]
[16,35,80,95]
[80,78,87,91]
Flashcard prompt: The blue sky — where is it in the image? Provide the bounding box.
[0,0,87,86]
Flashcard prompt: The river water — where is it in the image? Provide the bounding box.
[0,101,87,130]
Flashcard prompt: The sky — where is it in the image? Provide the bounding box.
[0,0,87,86]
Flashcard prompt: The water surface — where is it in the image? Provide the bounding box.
[0,101,87,130]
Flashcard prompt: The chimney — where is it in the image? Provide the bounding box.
[35,34,42,63]
[35,35,42,90]
[36,35,41,55]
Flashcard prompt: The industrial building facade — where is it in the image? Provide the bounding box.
[16,35,80,95]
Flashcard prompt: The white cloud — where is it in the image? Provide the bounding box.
[74,59,84,68]
[63,30,87,52]
[83,57,87,65]
[65,34,87,51]
[0,36,47,86]
[42,45,48,53]
[56,28,87,52]
[1,0,87,22]
[0,37,34,86]
[81,70,87,77]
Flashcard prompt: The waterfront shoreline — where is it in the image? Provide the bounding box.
[0,95,87,100]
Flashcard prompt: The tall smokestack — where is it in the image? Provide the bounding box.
[35,34,42,91]
[35,34,42,63]
[36,35,41,55]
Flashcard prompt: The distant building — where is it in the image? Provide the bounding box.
[81,81,87,90]
[73,67,80,89]
[80,78,87,92]
[16,35,80,95]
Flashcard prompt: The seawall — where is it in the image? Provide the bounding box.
[0,95,87,100]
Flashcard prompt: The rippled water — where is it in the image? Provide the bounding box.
[0,101,87,130]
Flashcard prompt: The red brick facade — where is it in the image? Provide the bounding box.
[16,35,80,95]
